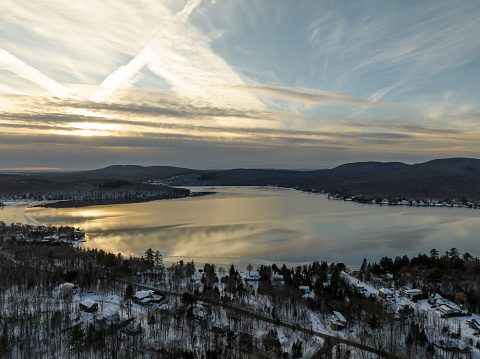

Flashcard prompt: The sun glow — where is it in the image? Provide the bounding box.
[65,122,121,136]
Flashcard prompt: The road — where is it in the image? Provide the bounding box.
[132,282,406,359]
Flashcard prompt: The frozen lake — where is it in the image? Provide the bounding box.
[15,186,480,267]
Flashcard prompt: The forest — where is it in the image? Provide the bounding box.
[1,222,480,358]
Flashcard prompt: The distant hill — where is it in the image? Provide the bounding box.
[76,165,198,181]
[152,158,480,202]
[2,158,480,204]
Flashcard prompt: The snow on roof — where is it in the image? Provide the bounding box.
[80,298,97,307]
[380,287,393,295]
[191,273,203,281]
[135,290,153,299]
[333,311,346,323]
[101,307,118,317]
[59,282,75,288]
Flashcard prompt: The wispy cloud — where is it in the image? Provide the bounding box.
[0,1,479,169]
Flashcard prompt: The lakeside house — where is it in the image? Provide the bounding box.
[246,271,260,281]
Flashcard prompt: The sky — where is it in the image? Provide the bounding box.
[1,0,480,170]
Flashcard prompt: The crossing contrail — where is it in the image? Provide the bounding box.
[0,48,72,97]
[91,0,202,101]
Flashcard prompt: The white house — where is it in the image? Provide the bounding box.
[246,271,260,281]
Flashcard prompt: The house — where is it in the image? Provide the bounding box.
[351,283,367,295]
[428,293,443,305]
[379,288,394,300]
[439,304,461,316]
[191,273,203,282]
[299,285,311,294]
[332,311,347,326]
[330,312,346,331]
[272,274,284,281]
[330,320,344,331]
[79,298,98,312]
[134,290,164,305]
[246,271,260,281]
[402,288,422,298]
[98,307,120,325]
[299,285,314,299]
[467,319,480,330]
[56,282,76,298]
[349,268,360,277]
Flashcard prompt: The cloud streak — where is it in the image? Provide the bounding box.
[0,48,72,97]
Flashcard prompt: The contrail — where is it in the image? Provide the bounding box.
[91,0,202,101]
[0,48,72,97]
[0,82,22,95]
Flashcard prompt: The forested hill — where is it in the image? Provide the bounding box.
[76,157,480,203]
[2,158,480,204]
[71,158,480,203]
[79,158,480,203]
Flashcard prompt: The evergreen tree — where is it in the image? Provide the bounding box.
[124,284,135,301]
[263,329,281,356]
[144,248,154,265]
[70,323,86,358]
[154,250,163,268]
[70,324,86,346]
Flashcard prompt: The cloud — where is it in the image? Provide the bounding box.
[0,48,72,97]
[307,2,480,102]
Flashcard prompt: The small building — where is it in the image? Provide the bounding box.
[330,320,344,331]
[330,311,346,331]
[79,298,98,312]
[98,307,120,325]
[246,271,260,281]
[332,311,347,326]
